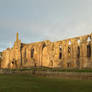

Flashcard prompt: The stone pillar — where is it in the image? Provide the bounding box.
[80,36,88,68]
[71,39,78,68]
[62,41,67,68]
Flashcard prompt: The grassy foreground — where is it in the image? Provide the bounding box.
[0,73,92,92]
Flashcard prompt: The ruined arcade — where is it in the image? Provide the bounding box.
[1,32,92,69]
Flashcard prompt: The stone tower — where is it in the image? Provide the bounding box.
[13,32,22,68]
[16,32,19,41]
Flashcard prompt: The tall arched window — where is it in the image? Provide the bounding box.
[68,41,71,54]
[42,43,46,50]
[87,37,91,42]
[77,40,80,45]
[31,48,34,58]
[68,46,71,53]
[59,45,62,59]
[87,44,91,57]
[69,41,71,45]
[77,46,80,58]
[59,52,62,59]
[24,48,26,58]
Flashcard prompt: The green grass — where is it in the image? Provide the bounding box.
[0,73,92,92]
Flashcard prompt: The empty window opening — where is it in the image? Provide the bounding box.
[59,52,62,59]
[77,40,80,45]
[12,61,14,64]
[59,45,62,51]
[69,41,71,45]
[87,44,91,57]
[77,46,80,58]
[59,45,62,59]
[31,48,34,58]
[87,37,91,42]
[24,49,26,58]
[68,46,71,53]
[42,43,46,50]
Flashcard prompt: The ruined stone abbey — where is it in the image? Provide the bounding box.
[0,32,92,69]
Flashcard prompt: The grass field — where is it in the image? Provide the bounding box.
[0,73,92,92]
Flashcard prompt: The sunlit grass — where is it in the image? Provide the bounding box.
[0,73,92,92]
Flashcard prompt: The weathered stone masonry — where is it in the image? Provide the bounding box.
[1,32,92,69]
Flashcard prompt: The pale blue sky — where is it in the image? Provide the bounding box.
[0,0,92,51]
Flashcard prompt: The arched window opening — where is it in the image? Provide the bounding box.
[59,45,62,51]
[31,48,34,58]
[87,37,91,42]
[77,46,80,58]
[59,52,62,59]
[77,40,80,45]
[87,44,91,57]
[12,61,14,64]
[24,48,26,58]
[59,45,62,59]
[68,46,71,53]
[69,41,71,45]
[42,43,46,50]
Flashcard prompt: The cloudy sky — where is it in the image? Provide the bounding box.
[0,0,92,51]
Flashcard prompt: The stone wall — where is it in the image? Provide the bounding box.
[1,33,92,69]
